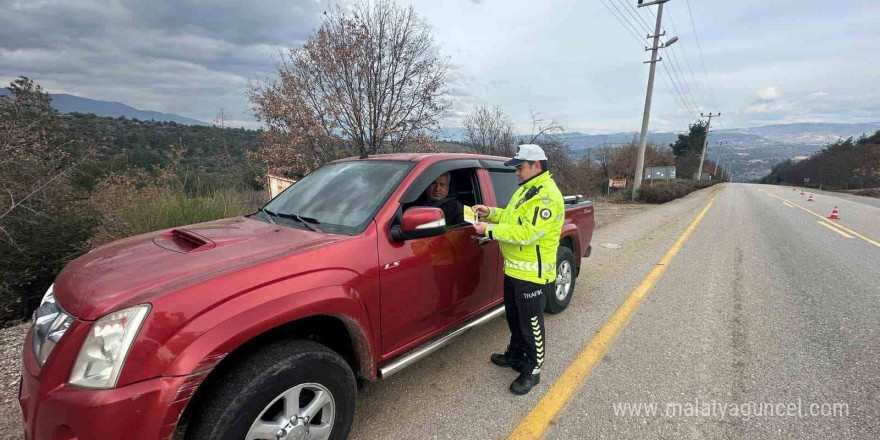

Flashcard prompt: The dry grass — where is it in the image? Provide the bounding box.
[591,200,652,230]
[122,189,264,235]
[852,188,880,199]
[90,184,266,247]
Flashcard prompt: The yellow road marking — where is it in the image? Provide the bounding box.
[507,192,719,440]
[817,221,854,238]
[782,202,795,208]
[817,218,854,236]
[763,191,880,249]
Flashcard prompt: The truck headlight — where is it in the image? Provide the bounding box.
[68,304,150,389]
[31,284,75,365]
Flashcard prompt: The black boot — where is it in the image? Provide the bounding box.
[509,371,540,395]
[490,352,525,372]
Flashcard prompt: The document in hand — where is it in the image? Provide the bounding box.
[463,205,478,224]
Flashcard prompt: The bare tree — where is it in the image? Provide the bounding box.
[525,110,563,144]
[247,75,339,177]
[462,105,515,156]
[248,0,448,172]
[592,141,674,179]
[597,142,614,178]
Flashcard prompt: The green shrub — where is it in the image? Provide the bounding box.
[638,180,714,204]
[0,77,100,322]
[0,200,98,323]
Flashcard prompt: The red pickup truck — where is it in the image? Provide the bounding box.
[20,153,594,440]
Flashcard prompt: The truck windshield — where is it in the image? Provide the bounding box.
[259,160,413,235]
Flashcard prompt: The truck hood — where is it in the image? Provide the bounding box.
[55,217,348,320]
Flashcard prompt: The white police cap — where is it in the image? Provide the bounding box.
[504,144,548,166]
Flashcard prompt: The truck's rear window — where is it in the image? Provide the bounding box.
[261,161,413,235]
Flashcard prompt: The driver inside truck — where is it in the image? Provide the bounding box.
[413,172,464,226]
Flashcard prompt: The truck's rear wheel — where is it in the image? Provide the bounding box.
[545,246,575,314]
[185,340,356,440]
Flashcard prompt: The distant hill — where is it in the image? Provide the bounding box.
[546,123,880,152]
[440,122,880,149]
[725,122,880,145]
[0,89,208,126]
[56,112,261,191]
[3,86,876,182]
[438,121,880,182]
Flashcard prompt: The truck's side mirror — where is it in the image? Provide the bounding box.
[391,207,446,241]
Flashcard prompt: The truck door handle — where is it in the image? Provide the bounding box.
[472,236,492,246]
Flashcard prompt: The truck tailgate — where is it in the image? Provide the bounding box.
[564,201,595,257]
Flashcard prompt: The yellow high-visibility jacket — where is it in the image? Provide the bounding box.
[484,171,565,285]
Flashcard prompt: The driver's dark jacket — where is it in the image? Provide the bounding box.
[416,197,464,226]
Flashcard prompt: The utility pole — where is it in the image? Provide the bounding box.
[632,0,676,201]
[713,140,727,175]
[725,162,733,182]
[695,112,720,180]
[632,0,678,200]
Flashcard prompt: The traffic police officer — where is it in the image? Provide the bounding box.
[473,144,565,395]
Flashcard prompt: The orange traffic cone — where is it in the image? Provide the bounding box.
[807,194,814,202]
[827,206,840,220]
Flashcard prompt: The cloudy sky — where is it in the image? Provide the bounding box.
[1,0,878,133]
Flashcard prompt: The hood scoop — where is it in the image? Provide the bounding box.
[153,228,216,253]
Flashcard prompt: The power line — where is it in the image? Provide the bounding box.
[685,0,718,108]
[643,1,657,20]
[628,0,703,114]
[601,0,699,119]
[661,54,697,115]
[664,6,708,106]
[664,41,701,112]
[665,60,699,116]
[602,0,647,45]
[660,61,697,116]
[615,0,652,35]
[600,0,647,46]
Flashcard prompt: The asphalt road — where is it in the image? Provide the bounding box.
[348,183,880,440]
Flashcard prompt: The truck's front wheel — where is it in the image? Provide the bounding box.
[545,246,576,314]
[186,340,356,440]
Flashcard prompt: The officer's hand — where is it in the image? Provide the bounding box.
[473,222,489,235]
[473,205,490,217]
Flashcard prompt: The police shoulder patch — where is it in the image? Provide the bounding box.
[540,208,552,220]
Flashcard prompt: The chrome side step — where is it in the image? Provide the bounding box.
[378,305,505,379]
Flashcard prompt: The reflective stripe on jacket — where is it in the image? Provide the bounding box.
[485,171,564,284]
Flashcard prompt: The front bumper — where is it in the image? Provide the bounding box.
[19,373,190,440]
[19,326,194,440]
